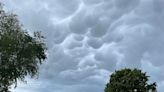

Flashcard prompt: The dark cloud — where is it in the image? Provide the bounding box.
[2,0,164,92]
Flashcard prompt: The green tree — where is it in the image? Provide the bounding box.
[0,3,47,92]
[105,68,157,92]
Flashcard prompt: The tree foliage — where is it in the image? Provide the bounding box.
[0,3,47,92]
[105,68,157,92]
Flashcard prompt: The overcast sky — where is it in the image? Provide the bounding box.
[2,0,164,92]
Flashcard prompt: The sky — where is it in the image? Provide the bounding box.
[1,0,164,92]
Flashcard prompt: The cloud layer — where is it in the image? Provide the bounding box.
[2,0,164,92]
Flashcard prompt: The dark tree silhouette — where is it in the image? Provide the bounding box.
[0,3,47,92]
[105,68,157,92]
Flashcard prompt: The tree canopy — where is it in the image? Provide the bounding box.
[105,68,157,92]
[0,3,47,92]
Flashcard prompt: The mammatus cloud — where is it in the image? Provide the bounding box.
[2,0,164,92]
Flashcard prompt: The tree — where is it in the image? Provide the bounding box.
[0,3,47,92]
[105,68,157,92]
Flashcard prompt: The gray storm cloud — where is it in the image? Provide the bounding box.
[2,0,164,92]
